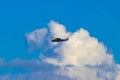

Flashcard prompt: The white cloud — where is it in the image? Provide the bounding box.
[0,58,71,80]
[116,71,120,80]
[48,20,71,38]
[0,71,71,80]
[25,28,48,51]
[1,20,120,80]
[51,28,113,66]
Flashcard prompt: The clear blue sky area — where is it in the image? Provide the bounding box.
[0,0,120,63]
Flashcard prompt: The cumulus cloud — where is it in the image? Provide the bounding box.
[0,71,71,80]
[0,20,120,80]
[0,59,71,80]
[25,28,48,51]
[48,20,71,38]
[116,71,120,80]
[51,28,113,66]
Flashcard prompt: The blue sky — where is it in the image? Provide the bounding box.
[0,0,120,80]
[0,0,120,62]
